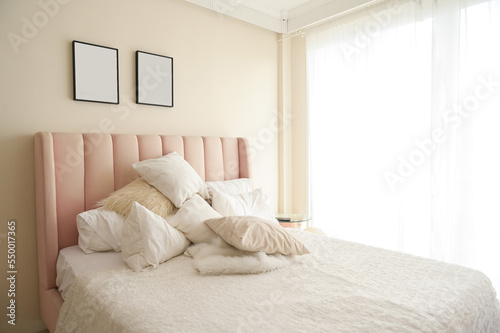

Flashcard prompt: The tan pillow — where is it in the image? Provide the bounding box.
[99,178,175,219]
[205,216,309,255]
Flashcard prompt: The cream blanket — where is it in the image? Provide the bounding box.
[56,230,500,333]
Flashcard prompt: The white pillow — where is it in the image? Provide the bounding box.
[205,216,310,255]
[166,194,222,244]
[132,152,204,208]
[202,178,253,200]
[77,208,124,254]
[121,202,190,272]
[211,188,277,223]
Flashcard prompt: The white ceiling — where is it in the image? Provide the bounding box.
[237,0,317,18]
[251,0,313,10]
[186,0,377,34]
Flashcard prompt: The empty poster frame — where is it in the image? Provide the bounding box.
[73,40,119,104]
[136,51,173,107]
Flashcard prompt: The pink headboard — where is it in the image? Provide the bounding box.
[34,131,251,332]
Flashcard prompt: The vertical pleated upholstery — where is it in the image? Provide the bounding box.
[35,132,62,332]
[35,132,58,291]
[112,135,140,190]
[183,136,205,179]
[238,138,252,179]
[52,133,85,250]
[161,136,184,156]
[203,137,224,181]
[137,135,163,161]
[83,134,114,210]
[221,137,240,180]
[41,132,252,251]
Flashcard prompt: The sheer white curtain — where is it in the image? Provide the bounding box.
[307,0,500,293]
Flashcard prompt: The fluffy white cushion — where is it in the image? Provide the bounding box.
[166,194,222,244]
[99,178,175,219]
[187,238,297,276]
[202,178,253,200]
[132,152,204,208]
[121,202,190,272]
[77,208,124,254]
[205,216,310,255]
[211,188,277,222]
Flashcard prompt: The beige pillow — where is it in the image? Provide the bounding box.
[99,178,175,219]
[205,216,310,255]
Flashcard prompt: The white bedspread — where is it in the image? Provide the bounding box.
[56,230,500,333]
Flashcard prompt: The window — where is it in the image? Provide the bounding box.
[307,0,500,292]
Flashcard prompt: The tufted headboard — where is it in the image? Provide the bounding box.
[34,131,251,332]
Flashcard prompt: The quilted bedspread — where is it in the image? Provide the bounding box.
[56,230,500,333]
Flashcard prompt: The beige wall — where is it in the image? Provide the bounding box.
[0,0,278,331]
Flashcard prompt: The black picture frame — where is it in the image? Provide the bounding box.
[73,40,119,104]
[136,51,173,107]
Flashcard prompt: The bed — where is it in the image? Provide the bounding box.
[34,131,500,333]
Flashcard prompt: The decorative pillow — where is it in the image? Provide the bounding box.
[99,177,175,219]
[205,216,310,255]
[202,178,253,200]
[77,208,124,254]
[121,202,190,272]
[132,152,205,208]
[166,194,222,244]
[211,188,277,223]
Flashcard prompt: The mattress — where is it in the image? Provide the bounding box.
[56,245,127,299]
[55,230,500,333]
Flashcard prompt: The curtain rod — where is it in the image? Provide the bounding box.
[277,0,381,43]
[277,31,305,43]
